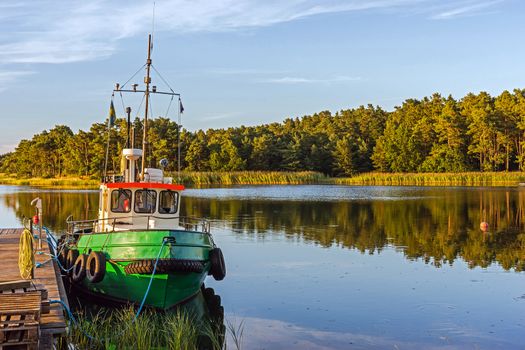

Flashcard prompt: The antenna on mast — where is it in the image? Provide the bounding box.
[152,1,156,41]
[140,34,153,181]
[150,2,156,55]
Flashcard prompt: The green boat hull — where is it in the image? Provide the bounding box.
[71,229,214,309]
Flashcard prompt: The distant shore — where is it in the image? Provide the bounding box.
[0,171,524,189]
[0,175,100,188]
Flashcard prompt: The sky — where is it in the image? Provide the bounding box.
[1,0,525,154]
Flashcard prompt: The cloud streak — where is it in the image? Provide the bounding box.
[0,0,479,65]
[0,1,507,67]
[260,76,362,84]
[0,71,34,92]
[430,0,503,20]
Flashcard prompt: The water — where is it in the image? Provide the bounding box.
[1,184,525,349]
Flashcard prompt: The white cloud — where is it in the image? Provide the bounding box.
[0,143,18,155]
[0,0,454,65]
[0,71,34,91]
[430,0,503,20]
[208,68,288,76]
[201,112,242,121]
[229,314,491,350]
[0,1,507,65]
[260,76,362,84]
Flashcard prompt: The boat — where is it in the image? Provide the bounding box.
[57,34,226,309]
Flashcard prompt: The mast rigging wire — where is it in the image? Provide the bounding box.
[120,64,146,89]
[164,95,174,119]
[151,65,176,93]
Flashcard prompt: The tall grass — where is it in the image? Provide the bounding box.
[4,171,523,188]
[64,307,240,350]
[172,171,328,186]
[0,174,99,188]
[336,172,525,187]
[226,319,245,350]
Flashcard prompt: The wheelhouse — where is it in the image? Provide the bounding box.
[97,182,185,231]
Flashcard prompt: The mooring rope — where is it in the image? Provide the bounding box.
[50,237,169,344]
[37,226,75,273]
[18,228,35,279]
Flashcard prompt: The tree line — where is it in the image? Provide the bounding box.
[2,89,525,177]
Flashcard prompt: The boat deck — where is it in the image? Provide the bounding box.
[0,228,68,348]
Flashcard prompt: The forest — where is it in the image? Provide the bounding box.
[2,89,525,178]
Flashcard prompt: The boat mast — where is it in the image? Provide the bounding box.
[140,34,153,181]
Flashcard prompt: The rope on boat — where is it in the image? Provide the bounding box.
[18,228,35,279]
[38,226,75,273]
[50,237,170,344]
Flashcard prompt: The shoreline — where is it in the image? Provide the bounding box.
[1,171,524,189]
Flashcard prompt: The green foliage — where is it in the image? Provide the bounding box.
[3,89,525,176]
[66,307,227,350]
[337,171,525,186]
[174,171,327,186]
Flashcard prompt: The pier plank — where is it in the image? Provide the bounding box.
[0,228,67,339]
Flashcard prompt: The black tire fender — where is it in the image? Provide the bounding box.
[72,254,87,283]
[66,249,79,276]
[209,248,226,281]
[58,246,69,268]
[86,251,106,283]
[124,259,205,274]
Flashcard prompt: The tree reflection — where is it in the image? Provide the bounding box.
[183,188,525,271]
[4,187,525,271]
[2,190,98,231]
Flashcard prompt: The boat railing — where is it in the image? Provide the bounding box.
[66,215,211,235]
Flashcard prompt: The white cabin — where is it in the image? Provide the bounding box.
[96,148,184,232]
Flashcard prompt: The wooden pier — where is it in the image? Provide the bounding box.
[0,228,68,349]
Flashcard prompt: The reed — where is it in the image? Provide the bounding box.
[0,174,99,188]
[226,319,245,350]
[335,172,525,187]
[65,307,235,350]
[3,171,522,188]
[171,171,328,186]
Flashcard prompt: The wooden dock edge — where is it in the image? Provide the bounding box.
[0,228,69,350]
[52,257,70,311]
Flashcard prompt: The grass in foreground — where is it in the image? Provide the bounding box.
[63,307,240,350]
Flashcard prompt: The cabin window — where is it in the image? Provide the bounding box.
[111,189,132,213]
[134,190,157,214]
[159,191,179,214]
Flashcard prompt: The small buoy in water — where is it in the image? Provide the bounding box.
[480,222,489,232]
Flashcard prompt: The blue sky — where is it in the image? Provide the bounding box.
[0,0,524,154]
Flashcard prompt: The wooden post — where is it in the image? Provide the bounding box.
[29,221,35,279]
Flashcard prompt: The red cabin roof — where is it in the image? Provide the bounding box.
[105,182,185,191]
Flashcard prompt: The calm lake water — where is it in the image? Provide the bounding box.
[1,184,525,349]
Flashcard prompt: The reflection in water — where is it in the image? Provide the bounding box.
[184,186,525,271]
[3,186,525,271]
[2,185,525,349]
[2,189,98,231]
